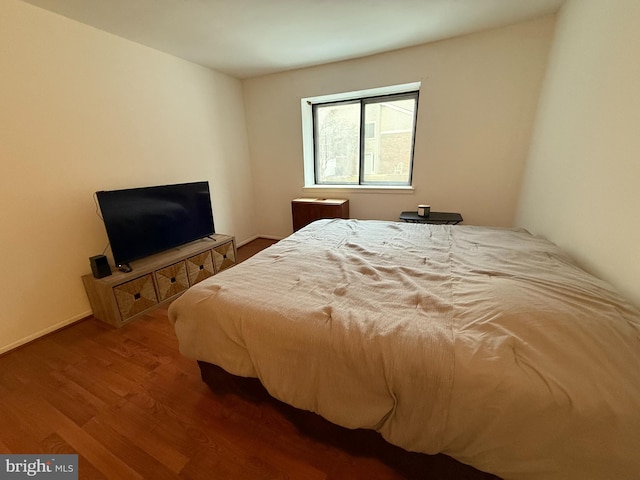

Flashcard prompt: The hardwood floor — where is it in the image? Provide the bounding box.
[236,237,279,263]
[0,238,499,479]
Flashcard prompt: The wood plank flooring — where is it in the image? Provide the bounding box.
[0,238,499,479]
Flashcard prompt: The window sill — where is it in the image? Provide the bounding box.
[303,185,415,194]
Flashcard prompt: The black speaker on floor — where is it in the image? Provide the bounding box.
[90,255,111,279]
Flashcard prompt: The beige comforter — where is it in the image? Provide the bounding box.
[169,219,640,480]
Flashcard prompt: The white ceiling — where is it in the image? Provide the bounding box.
[20,0,565,79]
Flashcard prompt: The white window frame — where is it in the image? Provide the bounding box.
[301,82,421,191]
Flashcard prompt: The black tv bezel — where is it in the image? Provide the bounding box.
[96,181,215,267]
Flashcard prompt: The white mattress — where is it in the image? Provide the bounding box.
[169,219,640,479]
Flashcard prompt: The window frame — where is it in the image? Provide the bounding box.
[301,82,421,190]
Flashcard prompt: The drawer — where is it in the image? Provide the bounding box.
[113,274,158,321]
[186,250,215,285]
[155,261,189,301]
[212,241,236,273]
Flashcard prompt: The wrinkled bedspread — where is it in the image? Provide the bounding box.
[168,219,640,479]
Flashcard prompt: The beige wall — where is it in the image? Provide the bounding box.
[516,0,640,308]
[243,16,556,237]
[0,0,256,353]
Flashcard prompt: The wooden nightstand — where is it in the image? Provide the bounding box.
[292,198,349,231]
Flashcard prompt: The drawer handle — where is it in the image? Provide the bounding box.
[170,277,176,283]
[134,293,141,300]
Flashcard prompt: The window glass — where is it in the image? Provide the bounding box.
[363,96,417,184]
[312,91,418,186]
[314,102,360,184]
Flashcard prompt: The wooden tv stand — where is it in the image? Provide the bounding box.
[82,234,236,327]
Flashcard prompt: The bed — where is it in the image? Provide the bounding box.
[168,219,640,480]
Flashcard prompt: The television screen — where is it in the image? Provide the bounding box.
[96,181,215,267]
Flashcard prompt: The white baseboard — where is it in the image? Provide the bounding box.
[236,234,284,247]
[256,234,284,241]
[236,235,259,247]
[0,310,91,356]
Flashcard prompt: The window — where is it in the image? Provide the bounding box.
[302,83,420,188]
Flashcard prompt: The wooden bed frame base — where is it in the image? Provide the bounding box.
[197,361,500,479]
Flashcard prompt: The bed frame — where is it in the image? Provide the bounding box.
[197,361,499,479]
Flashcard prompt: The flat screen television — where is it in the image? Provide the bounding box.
[96,181,215,268]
